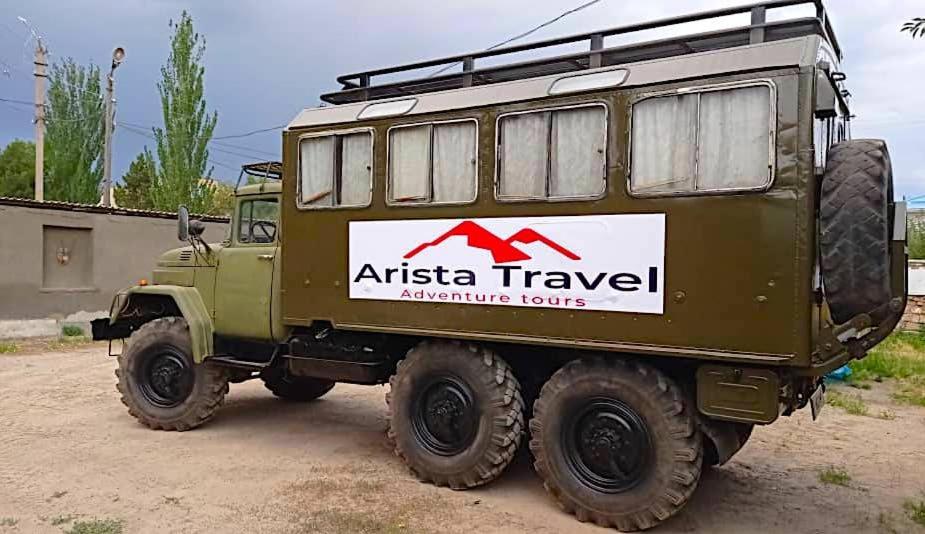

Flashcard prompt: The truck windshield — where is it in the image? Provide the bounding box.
[238,198,279,244]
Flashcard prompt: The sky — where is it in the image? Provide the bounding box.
[0,0,923,201]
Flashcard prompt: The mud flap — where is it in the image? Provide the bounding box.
[809,382,825,421]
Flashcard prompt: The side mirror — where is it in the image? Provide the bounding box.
[178,206,190,241]
[189,219,206,238]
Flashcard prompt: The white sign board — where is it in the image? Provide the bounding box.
[349,214,665,314]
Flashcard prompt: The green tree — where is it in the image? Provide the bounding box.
[903,18,925,38]
[114,149,157,209]
[45,58,104,203]
[209,179,235,216]
[149,11,218,214]
[0,140,36,199]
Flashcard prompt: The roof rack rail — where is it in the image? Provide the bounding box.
[321,0,839,105]
[235,161,283,190]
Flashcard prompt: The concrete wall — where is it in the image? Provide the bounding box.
[0,200,227,338]
[899,260,925,333]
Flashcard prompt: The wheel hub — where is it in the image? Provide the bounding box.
[139,350,194,408]
[412,376,478,456]
[565,397,652,493]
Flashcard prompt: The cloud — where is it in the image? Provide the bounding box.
[0,0,922,198]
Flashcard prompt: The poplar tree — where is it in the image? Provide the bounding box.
[45,58,104,203]
[150,11,218,214]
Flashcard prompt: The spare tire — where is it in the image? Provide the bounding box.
[820,139,893,325]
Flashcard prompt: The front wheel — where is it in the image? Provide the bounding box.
[529,358,702,531]
[116,317,229,431]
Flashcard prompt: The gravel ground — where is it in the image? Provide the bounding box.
[1,343,924,533]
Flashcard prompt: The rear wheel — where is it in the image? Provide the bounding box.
[530,358,702,531]
[261,369,335,402]
[116,317,229,431]
[386,341,524,489]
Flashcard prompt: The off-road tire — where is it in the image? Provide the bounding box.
[820,139,893,325]
[115,317,229,431]
[261,369,335,402]
[386,341,525,489]
[529,358,702,532]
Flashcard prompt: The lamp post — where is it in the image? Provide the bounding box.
[101,47,125,207]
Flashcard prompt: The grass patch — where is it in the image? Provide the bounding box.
[51,514,78,526]
[61,325,85,337]
[46,336,93,351]
[0,342,17,354]
[818,466,852,486]
[893,376,925,407]
[877,409,897,420]
[0,518,17,527]
[850,332,925,381]
[905,496,925,527]
[298,509,413,534]
[878,511,900,534]
[827,389,869,416]
[64,519,124,534]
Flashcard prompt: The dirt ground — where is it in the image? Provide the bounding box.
[1,343,924,534]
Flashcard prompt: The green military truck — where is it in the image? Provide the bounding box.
[93,1,908,530]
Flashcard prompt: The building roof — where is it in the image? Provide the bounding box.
[0,196,230,223]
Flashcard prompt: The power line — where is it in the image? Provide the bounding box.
[118,121,278,161]
[116,123,240,173]
[119,120,280,159]
[0,95,32,106]
[213,124,286,140]
[428,0,604,77]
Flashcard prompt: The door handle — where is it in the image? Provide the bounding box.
[258,254,275,261]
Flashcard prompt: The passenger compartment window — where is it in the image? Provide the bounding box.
[388,120,477,205]
[630,84,774,196]
[497,104,607,201]
[298,130,373,208]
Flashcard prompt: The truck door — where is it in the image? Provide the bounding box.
[214,196,279,341]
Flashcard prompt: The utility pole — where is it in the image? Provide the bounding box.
[32,39,47,201]
[101,47,124,207]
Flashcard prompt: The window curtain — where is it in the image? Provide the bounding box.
[499,112,548,198]
[433,122,477,203]
[299,136,334,206]
[390,125,431,202]
[550,107,606,197]
[697,86,771,190]
[631,94,698,193]
[340,132,372,206]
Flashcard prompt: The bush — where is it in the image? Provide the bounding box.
[910,218,925,260]
[61,325,85,337]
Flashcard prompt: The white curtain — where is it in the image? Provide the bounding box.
[631,94,698,194]
[697,86,771,190]
[433,122,477,203]
[299,136,334,206]
[499,112,548,198]
[550,107,606,197]
[390,125,431,202]
[340,132,372,206]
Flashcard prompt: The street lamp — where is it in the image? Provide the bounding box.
[102,47,125,207]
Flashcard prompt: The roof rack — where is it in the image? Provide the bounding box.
[235,161,283,190]
[321,0,840,105]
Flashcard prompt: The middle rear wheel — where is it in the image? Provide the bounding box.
[387,341,525,489]
[530,358,703,531]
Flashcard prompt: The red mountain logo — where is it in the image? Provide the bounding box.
[404,220,581,264]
